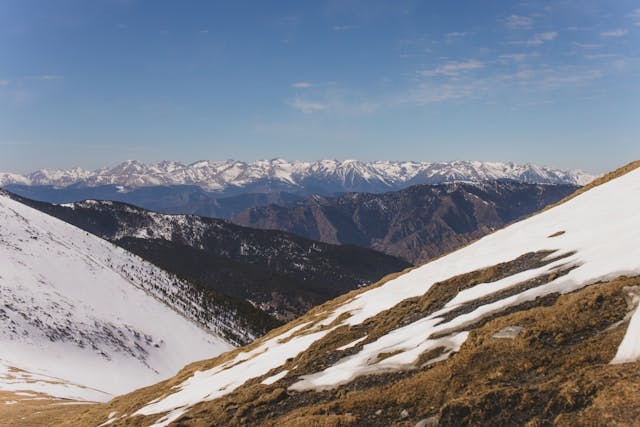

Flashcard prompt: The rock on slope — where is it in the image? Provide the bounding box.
[0,192,256,403]
[233,181,578,264]
[8,194,410,320]
[65,161,640,426]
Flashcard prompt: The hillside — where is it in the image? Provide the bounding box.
[8,193,411,320]
[234,181,577,264]
[0,192,250,404]
[59,162,640,426]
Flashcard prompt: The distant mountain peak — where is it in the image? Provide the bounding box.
[0,159,597,193]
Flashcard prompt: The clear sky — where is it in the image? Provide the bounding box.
[1,0,639,174]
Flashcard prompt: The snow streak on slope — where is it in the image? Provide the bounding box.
[129,166,640,426]
[0,194,235,401]
[0,159,595,190]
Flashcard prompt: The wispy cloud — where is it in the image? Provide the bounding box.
[628,9,640,26]
[292,82,313,88]
[499,53,538,62]
[573,42,602,49]
[393,83,477,105]
[600,29,628,37]
[289,97,326,113]
[31,75,63,81]
[445,31,471,38]
[0,80,9,86]
[510,31,557,46]
[419,60,484,77]
[199,29,209,34]
[584,53,621,60]
[505,14,535,30]
[332,25,355,31]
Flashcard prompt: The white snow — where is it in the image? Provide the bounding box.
[0,159,595,190]
[127,166,640,424]
[261,370,290,385]
[0,194,234,401]
[336,335,368,351]
[612,286,640,363]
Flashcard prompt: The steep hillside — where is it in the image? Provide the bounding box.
[0,192,253,404]
[234,181,577,264]
[63,162,640,426]
[8,194,411,320]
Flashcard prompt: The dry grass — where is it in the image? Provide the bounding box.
[39,160,640,426]
[0,391,92,426]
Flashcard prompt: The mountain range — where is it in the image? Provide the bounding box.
[234,181,578,264]
[56,161,640,427]
[1,159,595,194]
[6,192,410,321]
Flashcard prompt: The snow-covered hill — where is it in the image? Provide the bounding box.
[0,192,244,402]
[0,159,595,192]
[77,162,640,426]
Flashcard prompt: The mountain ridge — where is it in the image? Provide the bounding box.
[0,159,595,193]
[0,191,253,403]
[233,181,578,264]
[57,161,640,427]
[5,191,411,321]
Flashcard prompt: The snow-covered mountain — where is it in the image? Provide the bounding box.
[0,159,595,193]
[72,161,640,426]
[0,191,256,402]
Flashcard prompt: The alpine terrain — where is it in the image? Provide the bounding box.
[5,192,411,320]
[234,181,578,264]
[1,160,594,217]
[50,161,640,426]
[0,190,261,405]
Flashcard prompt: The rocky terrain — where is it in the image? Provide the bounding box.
[39,161,640,426]
[234,181,577,264]
[8,193,410,320]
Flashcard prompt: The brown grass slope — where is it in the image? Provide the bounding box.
[10,161,640,426]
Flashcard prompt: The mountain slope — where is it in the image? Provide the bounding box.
[0,192,253,402]
[8,194,411,320]
[234,181,578,264]
[66,161,640,426]
[1,159,594,193]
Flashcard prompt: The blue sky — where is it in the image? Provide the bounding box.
[1,0,639,174]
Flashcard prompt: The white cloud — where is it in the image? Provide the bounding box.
[23,75,63,81]
[419,60,484,77]
[0,80,9,86]
[332,25,354,31]
[446,32,471,38]
[628,9,640,25]
[499,53,538,62]
[573,42,602,49]
[292,82,313,88]
[584,53,620,60]
[510,31,557,46]
[199,29,209,34]
[289,97,326,113]
[600,29,628,37]
[505,14,535,30]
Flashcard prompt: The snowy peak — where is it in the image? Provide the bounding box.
[0,193,246,401]
[77,161,640,426]
[0,159,595,192]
